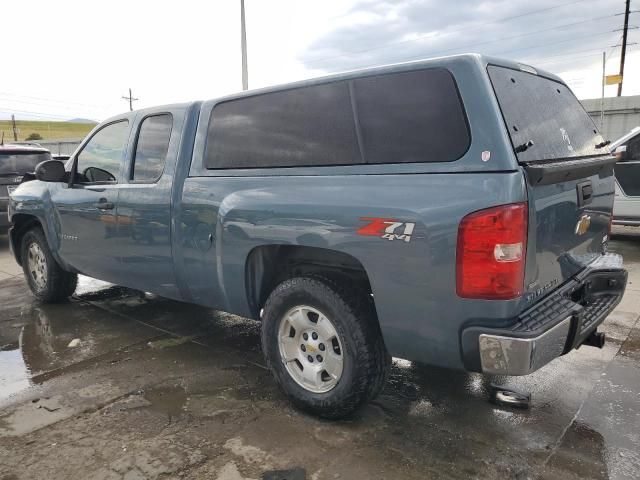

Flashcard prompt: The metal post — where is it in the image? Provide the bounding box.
[11,114,18,141]
[241,0,248,90]
[601,52,606,130]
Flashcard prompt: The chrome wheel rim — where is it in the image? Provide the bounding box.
[278,305,344,394]
[27,242,47,290]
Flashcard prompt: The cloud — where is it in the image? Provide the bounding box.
[297,0,637,98]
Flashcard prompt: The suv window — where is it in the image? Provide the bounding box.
[353,68,470,163]
[0,151,51,175]
[132,114,172,182]
[76,120,129,183]
[205,81,360,169]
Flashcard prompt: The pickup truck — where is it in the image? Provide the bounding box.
[7,54,627,418]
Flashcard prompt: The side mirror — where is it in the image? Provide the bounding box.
[614,145,628,161]
[34,160,67,182]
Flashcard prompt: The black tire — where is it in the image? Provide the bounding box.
[21,227,77,303]
[261,276,390,419]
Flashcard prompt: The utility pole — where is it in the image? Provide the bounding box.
[11,115,18,141]
[240,0,248,90]
[618,0,631,96]
[122,88,138,111]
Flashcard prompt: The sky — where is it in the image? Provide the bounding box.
[0,0,637,122]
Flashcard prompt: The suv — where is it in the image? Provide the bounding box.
[0,145,52,234]
[611,126,640,225]
[7,55,627,418]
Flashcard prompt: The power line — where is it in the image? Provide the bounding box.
[323,28,619,74]
[302,0,600,67]
[0,91,108,109]
[0,107,79,120]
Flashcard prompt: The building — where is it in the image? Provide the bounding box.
[581,95,640,142]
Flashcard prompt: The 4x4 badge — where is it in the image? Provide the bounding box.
[357,217,416,243]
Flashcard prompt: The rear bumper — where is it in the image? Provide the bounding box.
[461,253,627,375]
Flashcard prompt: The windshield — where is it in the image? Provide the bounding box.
[0,152,51,175]
[488,65,604,163]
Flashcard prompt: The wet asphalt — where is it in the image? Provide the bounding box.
[0,229,638,480]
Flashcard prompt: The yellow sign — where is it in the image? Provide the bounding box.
[605,74,623,85]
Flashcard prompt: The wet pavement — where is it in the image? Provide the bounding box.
[0,230,639,479]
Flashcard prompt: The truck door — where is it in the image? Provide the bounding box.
[53,119,130,282]
[116,110,180,299]
[613,134,640,223]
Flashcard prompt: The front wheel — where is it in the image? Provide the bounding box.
[261,277,390,419]
[21,227,77,303]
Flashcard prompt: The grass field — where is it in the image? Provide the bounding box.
[0,120,96,142]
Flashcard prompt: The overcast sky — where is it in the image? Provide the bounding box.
[1,0,637,122]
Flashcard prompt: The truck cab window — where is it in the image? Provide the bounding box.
[76,120,129,183]
[132,114,172,182]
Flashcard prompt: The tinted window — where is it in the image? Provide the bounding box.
[0,152,51,175]
[206,81,360,169]
[627,135,640,161]
[76,120,129,183]
[132,114,172,181]
[353,68,470,164]
[488,66,602,163]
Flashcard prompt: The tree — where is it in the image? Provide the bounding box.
[26,132,43,141]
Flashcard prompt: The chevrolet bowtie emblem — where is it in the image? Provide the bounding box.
[575,214,591,236]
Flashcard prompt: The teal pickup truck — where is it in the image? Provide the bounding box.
[8,54,627,418]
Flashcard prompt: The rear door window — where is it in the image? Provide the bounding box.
[352,68,470,163]
[132,114,172,182]
[205,81,360,169]
[488,65,602,163]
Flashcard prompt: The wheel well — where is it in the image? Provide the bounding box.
[10,214,42,266]
[245,245,375,319]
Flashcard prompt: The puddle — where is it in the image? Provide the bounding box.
[143,385,188,422]
[0,344,31,401]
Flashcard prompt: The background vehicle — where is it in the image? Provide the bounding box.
[611,126,640,226]
[7,54,626,418]
[0,144,51,234]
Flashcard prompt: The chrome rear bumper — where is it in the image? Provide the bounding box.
[478,317,572,375]
[462,253,626,376]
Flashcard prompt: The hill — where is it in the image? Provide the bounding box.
[0,119,96,141]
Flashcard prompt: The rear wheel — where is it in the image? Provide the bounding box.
[261,276,390,419]
[21,227,77,303]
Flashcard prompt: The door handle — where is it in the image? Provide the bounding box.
[96,201,114,210]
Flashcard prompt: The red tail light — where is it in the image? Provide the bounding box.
[456,203,528,300]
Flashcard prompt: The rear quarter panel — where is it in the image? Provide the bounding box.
[178,172,527,369]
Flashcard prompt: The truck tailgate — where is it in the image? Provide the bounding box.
[488,65,614,296]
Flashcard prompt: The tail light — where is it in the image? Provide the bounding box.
[456,203,528,300]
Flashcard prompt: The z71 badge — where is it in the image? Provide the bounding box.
[357,217,416,243]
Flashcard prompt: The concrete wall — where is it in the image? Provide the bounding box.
[582,95,640,142]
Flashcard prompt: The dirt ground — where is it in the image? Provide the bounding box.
[0,228,639,480]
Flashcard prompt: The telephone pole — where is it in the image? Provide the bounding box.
[618,0,631,96]
[122,88,139,111]
[11,115,18,141]
[240,0,248,90]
